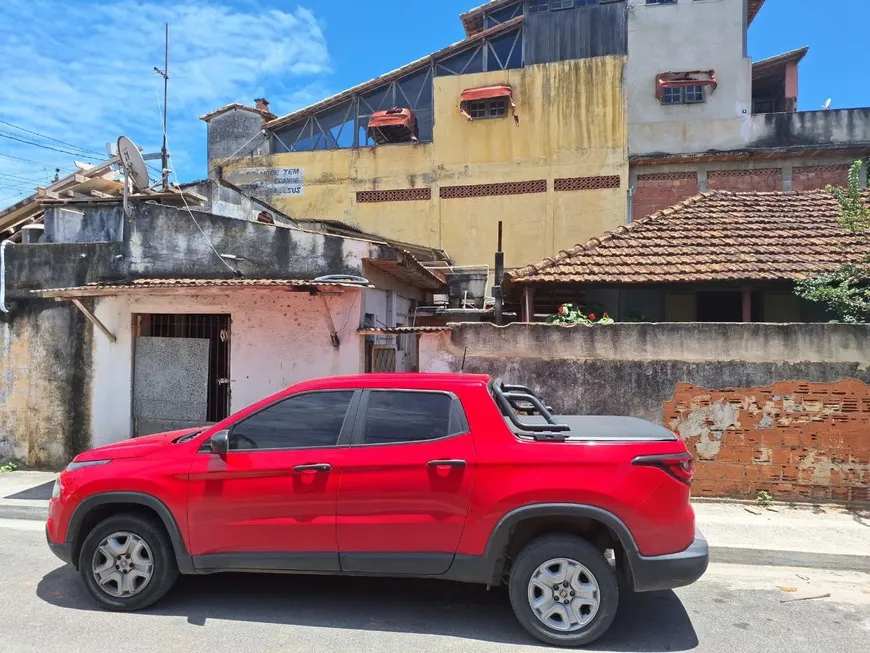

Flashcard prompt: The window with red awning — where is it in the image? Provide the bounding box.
[459,85,518,124]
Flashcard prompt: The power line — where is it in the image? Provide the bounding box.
[0,132,103,159]
[0,170,48,183]
[0,152,76,170]
[0,119,106,158]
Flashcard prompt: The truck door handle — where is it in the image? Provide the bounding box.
[293,463,332,473]
[427,459,467,468]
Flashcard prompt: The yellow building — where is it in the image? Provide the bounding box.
[203,1,630,273]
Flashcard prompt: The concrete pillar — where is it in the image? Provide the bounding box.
[522,286,536,323]
[782,165,794,191]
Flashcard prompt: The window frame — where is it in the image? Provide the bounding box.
[467,98,509,121]
[660,85,706,105]
[222,389,362,453]
[646,0,677,6]
[350,389,470,448]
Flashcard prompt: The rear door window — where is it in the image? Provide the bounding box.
[362,391,467,445]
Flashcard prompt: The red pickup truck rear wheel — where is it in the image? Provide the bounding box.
[508,534,619,647]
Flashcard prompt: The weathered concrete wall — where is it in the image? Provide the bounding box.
[5,203,390,295]
[420,321,870,440]
[419,322,870,502]
[89,288,362,448]
[0,302,92,468]
[4,241,124,296]
[222,57,629,272]
[45,205,125,243]
[183,180,296,226]
[626,0,752,156]
[667,380,870,503]
[206,108,271,165]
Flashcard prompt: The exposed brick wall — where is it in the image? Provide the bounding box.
[792,164,851,192]
[665,380,870,504]
[707,168,783,192]
[633,172,699,220]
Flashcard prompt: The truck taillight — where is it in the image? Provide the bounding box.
[632,452,694,484]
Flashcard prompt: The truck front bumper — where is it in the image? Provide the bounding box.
[46,525,73,565]
[630,529,709,592]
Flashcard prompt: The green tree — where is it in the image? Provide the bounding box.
[794,160,870,323]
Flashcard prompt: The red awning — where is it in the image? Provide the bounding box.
[655,71,718,99]
[460,85,513,104]
[366,108,417,144]
[458,85,517,123]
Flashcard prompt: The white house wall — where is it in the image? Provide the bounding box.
[89,288,362,447]
[627,0,753,155]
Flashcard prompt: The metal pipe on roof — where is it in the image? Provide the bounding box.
[0,239,12,313]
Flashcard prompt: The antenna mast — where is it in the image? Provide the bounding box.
[153,23,170,191]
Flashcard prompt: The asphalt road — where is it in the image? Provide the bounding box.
[2,518,868,653]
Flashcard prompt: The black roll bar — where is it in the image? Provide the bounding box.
[492,378,570,433]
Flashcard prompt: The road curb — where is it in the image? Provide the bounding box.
[0,502,47,521]
[709,546,870,572]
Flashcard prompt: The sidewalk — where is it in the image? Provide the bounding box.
[693,500,870,572]
[1,471,868,571]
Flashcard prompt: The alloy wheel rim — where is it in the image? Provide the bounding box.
[527,557,601,632]
[91,531,154,598]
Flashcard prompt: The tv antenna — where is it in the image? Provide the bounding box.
[822,98,832,110]
[153,23,170,190]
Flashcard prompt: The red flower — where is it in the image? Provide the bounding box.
[588,313,596,320]
[603,312,609,318]
[558,306,566,314]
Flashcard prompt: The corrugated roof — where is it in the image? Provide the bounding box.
[35,278,371,298]
[507,190,870,285]
[460,0,518,36]
[753,46,809,80]
[263,16,523,131]
[358,326,452,335]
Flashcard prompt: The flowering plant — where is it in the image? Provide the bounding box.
[547,304,614,325]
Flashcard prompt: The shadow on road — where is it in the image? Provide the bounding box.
[38,565,698,651]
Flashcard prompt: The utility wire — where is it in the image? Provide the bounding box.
[0,119,106,158]
[0,152,76,170]
[0,132,102,159]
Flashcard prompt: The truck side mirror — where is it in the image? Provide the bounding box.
[210,430,229,456]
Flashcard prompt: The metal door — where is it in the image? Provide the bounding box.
[133,336,210,436]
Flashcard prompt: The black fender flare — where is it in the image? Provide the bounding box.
[66,491,194,574]
[481,503,641,586]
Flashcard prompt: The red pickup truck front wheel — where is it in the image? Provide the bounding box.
[508,534,619,648]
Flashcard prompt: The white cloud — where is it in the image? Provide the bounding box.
[0,0,331,206]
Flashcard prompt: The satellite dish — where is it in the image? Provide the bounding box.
[117,136,150,191]
[822,98,832,110]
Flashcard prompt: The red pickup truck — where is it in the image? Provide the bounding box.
[46,373,707,647]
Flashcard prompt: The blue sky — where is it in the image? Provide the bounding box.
[1,0,867,209]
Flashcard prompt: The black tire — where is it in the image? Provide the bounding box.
[78,513,179,611]
[508,534,619,648]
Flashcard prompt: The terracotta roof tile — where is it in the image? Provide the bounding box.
[507,190,870,285]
